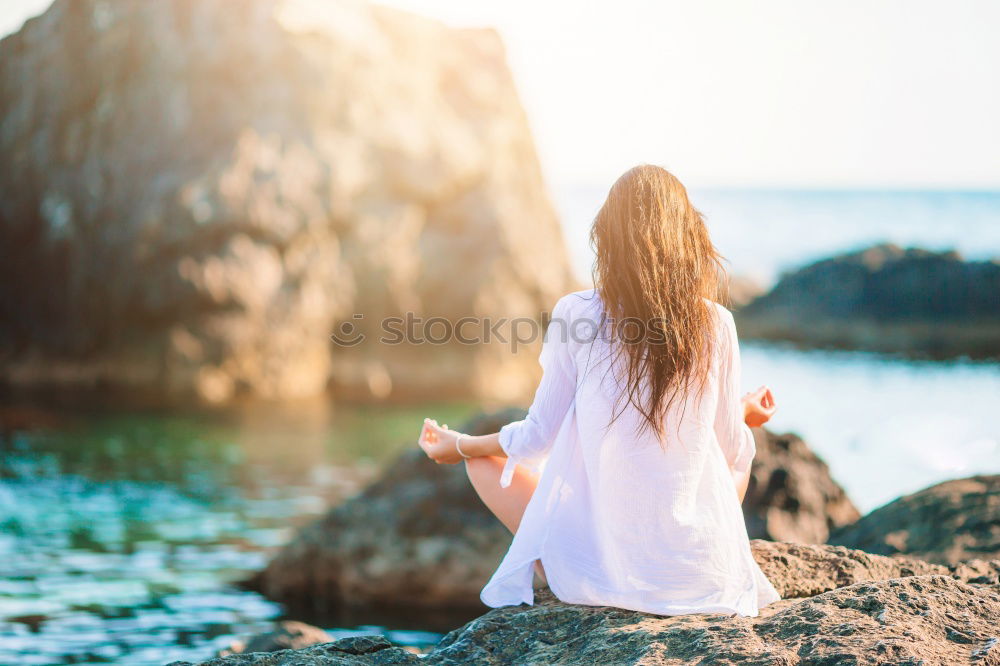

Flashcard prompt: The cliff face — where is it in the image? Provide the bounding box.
[0,0,575,403]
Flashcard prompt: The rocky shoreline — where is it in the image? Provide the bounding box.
[171,542,1000,665]
[735,244,1000,359]
[167,411,1000,665]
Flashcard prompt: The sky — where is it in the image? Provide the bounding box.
[3,0,999,189]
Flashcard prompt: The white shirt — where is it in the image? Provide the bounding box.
[481,289,781,616]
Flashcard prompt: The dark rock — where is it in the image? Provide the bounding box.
[830,475,1000,565]
[249,409,525,616]
[218,621,333,657]
[744,429,860,543]
[166,634,420,666]
[736,243,1000,359]
[0,0,575,405]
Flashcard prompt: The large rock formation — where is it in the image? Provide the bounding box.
[172,542,1000,665]
[252,411,857,616]
[0,0,574,404]
[736,244,1000,359]
[830,475,1000,565]
[744,429,860,543]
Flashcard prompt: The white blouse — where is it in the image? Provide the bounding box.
[481,288,781,616]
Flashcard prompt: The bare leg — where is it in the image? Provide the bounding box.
[465,456,547,582]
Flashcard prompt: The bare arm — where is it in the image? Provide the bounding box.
[734,387,776,502]
[418,421,504,464]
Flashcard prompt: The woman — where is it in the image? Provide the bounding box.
[418,165,780,616]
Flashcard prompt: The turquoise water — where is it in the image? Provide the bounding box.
[0,402,473,665]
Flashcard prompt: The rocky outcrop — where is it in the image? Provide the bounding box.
[425,576,1000,665]
[172,547,1000,665]
[736,244,1000,359]
[830,475,1000,565]
[0,0,574,404]
[749,540,997,598]
[744,429,860,543]
[248,410,523,618]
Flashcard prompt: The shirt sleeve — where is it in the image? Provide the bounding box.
[713,308,756,479]
[497,295,577,488]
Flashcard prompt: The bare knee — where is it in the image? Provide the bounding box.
[465,455,502,486]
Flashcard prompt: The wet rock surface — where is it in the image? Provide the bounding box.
[736,243,1000,359]
[830,475,1000,565]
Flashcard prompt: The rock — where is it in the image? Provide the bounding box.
[751,540,948,598]
[736,243,1000,359]
[218,621,333,657]
[428,576,1000,665]
[744,429,860,543]
[0,0,575,404]
[179,571,1000,665]
[167,634,420,666]
[249,409,525,618]
[830,475,1000,565]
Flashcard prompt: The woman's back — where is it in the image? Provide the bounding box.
[480,288,780,616]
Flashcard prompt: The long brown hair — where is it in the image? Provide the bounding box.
[590,165,726,441]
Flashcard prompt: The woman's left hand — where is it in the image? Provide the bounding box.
[418,418,466,464]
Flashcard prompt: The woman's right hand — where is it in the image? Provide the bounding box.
[742,386,776,428]
[418,418,466,465]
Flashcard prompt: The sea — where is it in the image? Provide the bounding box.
[1,188,999,664]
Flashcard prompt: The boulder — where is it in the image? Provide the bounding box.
[830,475,1000,565]
[0,0,575,404]
[744,429,860,543]
[172,561,1000,665]
[736,243,1000,359]
[248,410,524,619]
